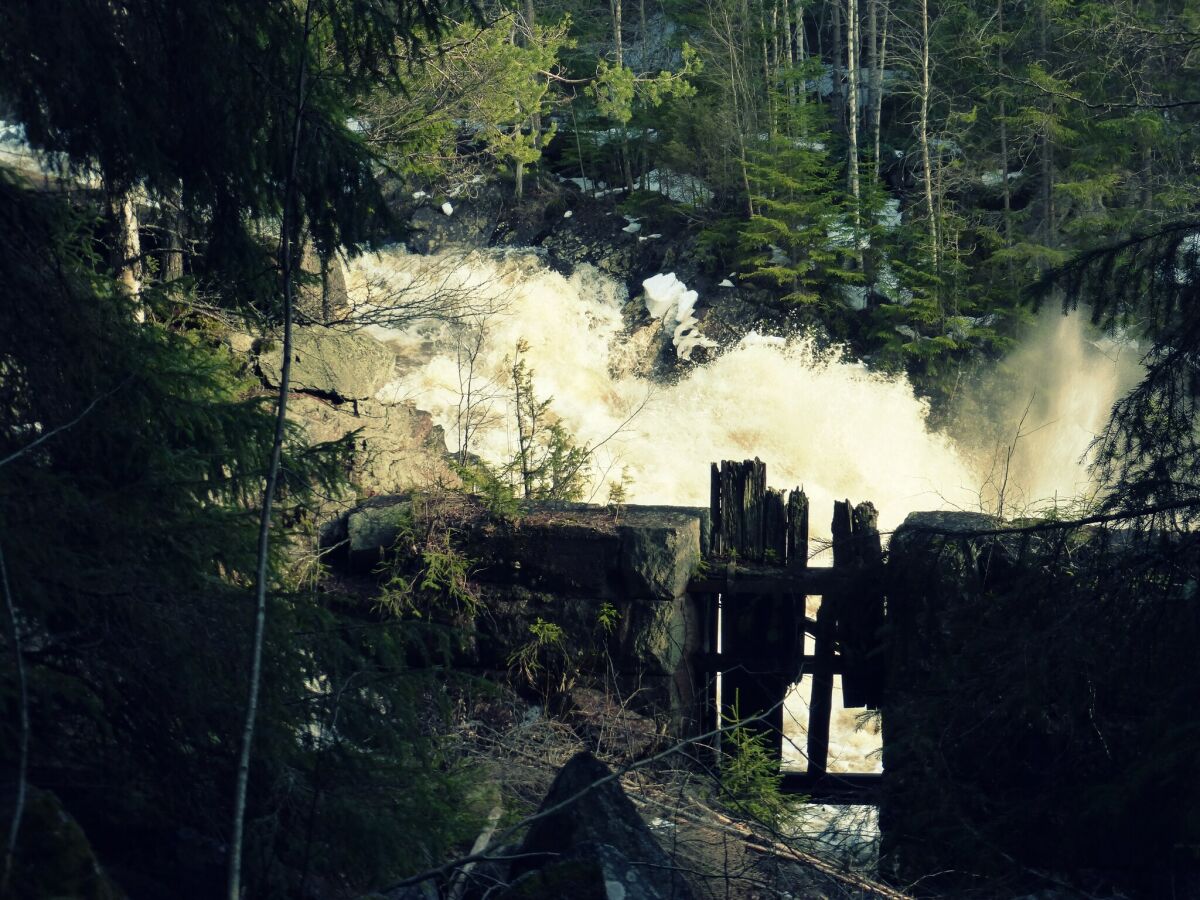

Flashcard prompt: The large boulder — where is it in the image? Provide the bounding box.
[259,325,395,400]
[405,187,504,253]
[562,687,663,760]
[504,752,694,900]
[287,395,453,497]
[4,787,127,899]
[617,508,703,600]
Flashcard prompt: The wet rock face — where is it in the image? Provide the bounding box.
[296,240,350,324]
[618,514,701,600]
[259,324,396,401]
[287,395,453,497]
[503,751,695,900]
[407,189,504,253]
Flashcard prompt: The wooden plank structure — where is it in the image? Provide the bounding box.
[691,459,886,802]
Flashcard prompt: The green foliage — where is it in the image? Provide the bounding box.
[596,601,620,635]
[719,705,790,828]
[739,126,858,307]
[0,180,480,896]
[589,44,700,126]
[376,509,481,624]
[0,0,457,273]
[507,617,570,694]
[361,11,570,189]
[453,457,524,520]
[605,466,633,522]
[508,340,591,501]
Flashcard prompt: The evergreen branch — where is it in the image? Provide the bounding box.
[0,377,130,470]
[992,68,1200,111]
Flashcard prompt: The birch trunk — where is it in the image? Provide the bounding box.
[110,189,143,321]
[226,1,312,895]
[918,0,938,271]
[872,4,889,177]
[846,0,861,216]
[997,0,1012,249]
[612,0,635,191]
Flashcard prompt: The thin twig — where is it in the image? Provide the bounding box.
[0,378,130,470]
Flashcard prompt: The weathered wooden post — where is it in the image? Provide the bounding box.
[706,460,806,763]
[840,502,884,709]
[805,502,849,776]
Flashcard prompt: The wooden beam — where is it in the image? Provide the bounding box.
[687,566,853,596]
[693,652,848,675]
[807,501,852,778]
[779,771,881,803]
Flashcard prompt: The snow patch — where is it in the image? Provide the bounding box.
[642,168,714,205]
[642,273,717,361]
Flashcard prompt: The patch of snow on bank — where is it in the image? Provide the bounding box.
[642,168,714,205]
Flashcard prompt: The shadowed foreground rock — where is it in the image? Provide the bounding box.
[503,751,694,900]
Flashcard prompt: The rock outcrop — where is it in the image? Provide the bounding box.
[287,395,454,496]
[259,324,395,401]
[503,751,694,900]
[4,787,127,899]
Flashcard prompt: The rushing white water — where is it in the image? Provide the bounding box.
[358,247,984,532]
[953,307,1142,518]
[350,245,1137,775]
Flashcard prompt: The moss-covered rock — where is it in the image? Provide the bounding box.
[6,787,126,900]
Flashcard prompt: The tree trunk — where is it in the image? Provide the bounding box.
[109,187,143,321]
[872,3,889,177]
[997,0,1013,258]
[163,184,185,283]
[0,544,28,897]
[846,0,862,216]
[783,0,795,112]
[612,0,635,191]
[226,2,312,897]
[795,0,807,129]
[524,0,540,197]
[726,8,755,217]
[831,0,845,136]
[918,0,938,272]
[1038,0,1055,248]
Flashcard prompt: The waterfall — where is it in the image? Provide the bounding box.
[351,245,1137,776]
